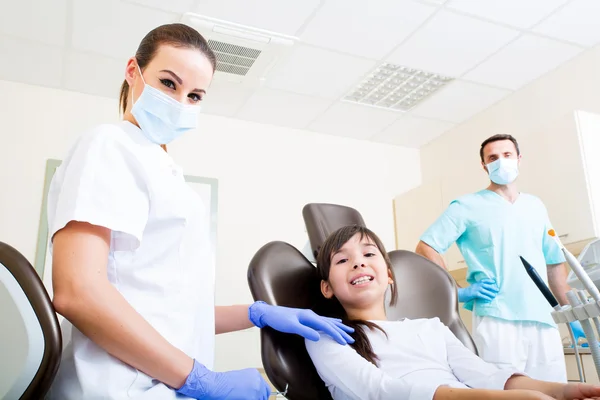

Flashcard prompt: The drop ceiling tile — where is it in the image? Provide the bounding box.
[236,88,332,130]
[124,0,196,14]
[266,45,376,100]
[63,51,125,99]
[533,0,600,47]
[0,0,67,46]
[410,80,511,123]
[308,102,398,140]
[387,10,520,77]
[0,35,63,88]
[201,79,256,117]
[300,0,436,59]
[463,34,583,90]
[72,0,178,59]
[371,115,455,148]
[447,0,569,29]
[194,0,322,36]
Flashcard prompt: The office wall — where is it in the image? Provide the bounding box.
[0,79,421,377]
[420,45,600,187]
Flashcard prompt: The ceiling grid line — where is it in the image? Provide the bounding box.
[59,0,75,87]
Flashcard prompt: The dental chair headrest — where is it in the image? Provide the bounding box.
[302,203,365,260]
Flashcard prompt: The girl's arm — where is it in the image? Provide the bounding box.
[52,222,193,389]
[504,375,600,399]
[504,376,563,395]
[434,387,552,400]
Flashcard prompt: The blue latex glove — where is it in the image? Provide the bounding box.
[248,301,355,345]
[177,359,270,400]
[570,321,590,347]
[457,278,499,303]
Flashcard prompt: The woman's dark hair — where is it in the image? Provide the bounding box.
[118,23,217,115]
[315,225,398,366]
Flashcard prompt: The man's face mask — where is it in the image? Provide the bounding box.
[486,158,519,185]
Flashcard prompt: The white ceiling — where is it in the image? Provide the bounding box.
[1,0,598,148]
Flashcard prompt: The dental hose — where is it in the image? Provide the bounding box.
[576,291,600,347]
[565,320,585,382]
[567,290,600,379]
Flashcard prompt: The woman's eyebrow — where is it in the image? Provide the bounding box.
[160,69,182,84]
[160,69,206,94]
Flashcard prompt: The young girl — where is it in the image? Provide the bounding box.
[306,224,600,400]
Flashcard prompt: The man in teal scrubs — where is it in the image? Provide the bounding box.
[416,134,584,382]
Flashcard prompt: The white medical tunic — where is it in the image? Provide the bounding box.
[46,121,215,399]
[305,318,521,400]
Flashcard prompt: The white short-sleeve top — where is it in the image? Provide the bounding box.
[46,121,215,400]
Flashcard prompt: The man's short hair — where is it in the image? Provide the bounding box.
[480,134,520,162]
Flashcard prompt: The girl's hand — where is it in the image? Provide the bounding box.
[556,382,600,400]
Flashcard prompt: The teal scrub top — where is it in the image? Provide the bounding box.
[420,190,565,327]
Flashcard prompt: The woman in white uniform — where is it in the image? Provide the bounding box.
[46,23,354,400]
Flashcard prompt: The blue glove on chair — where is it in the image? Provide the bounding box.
[570,321,591,347]
[177,359,271,400]
[458,278,499,303]
[248,301,355,344]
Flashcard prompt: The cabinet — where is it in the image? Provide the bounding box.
[394,110,600,269]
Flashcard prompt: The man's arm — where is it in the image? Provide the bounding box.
[416,200,466,270]
[547,262,571,306]
[416,241,449,269]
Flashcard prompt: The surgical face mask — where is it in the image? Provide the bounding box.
[486,158,519,185]
[131,64,200,145]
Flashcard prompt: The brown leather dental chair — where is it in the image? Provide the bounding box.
[247,203,476,399]
[0,241,62,399]
[248,241,331,400]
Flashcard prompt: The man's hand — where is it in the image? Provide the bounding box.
[457,278,499,303]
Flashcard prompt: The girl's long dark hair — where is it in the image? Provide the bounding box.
[314,225,398,366]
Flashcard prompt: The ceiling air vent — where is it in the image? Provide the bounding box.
[181,13,296,86]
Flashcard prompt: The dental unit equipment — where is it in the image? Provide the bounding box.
[522,230,600,382]
[520,256,584,382]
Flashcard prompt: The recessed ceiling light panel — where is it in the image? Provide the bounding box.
[343,63,453,111]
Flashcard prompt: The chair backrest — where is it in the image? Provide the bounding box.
[247,241,332,400]
[302,203,365,260]
[386,250,477,353]
[302,202,477,353]
[0,241,62,400]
